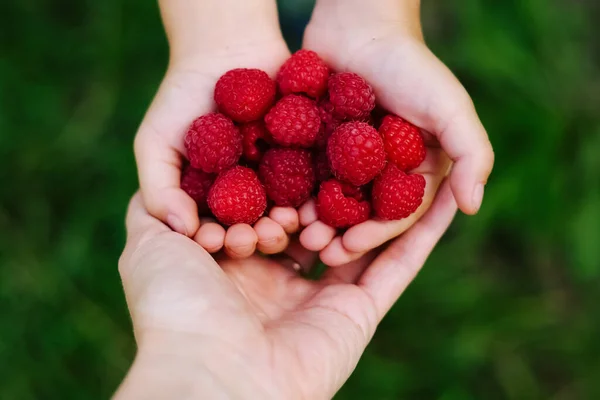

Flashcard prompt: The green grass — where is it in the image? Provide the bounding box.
[1,0,599,398]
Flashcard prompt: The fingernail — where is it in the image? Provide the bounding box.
[167,214,188,236]
[472,183,484,213]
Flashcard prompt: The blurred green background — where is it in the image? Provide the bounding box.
[1,0,599,398]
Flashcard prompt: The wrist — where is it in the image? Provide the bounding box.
[115,330,281,399]
[159,0,283,62]
[114,346,225,399]
[310,0,422,39]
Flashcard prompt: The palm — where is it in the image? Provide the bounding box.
[304,24,461,134]
[303,17,493,222]
[223,255,377,397]
[125,228,375,399]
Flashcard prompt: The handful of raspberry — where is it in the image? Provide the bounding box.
[182,50,427,229]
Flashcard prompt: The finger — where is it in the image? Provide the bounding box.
[444,113,494,215]
[125,192,171,245]
[299,221,337,252]
[269,207,300,234]
[319,237,365,267]
[358,180,457,319]
[298,198,319,226]
[342,148,449,253]
[224,224,258,259]
[413,147,452,176]
[254,217,289,254]
[134,131,200,237]
[194,218,226,253]
[285,240,320,272]
[322,250,379,284]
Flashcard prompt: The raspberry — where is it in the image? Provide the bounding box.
[265,95,320,148]
[316,97,342,148]
[379,115,426,171]
[214,68,276,123]
[240,121,272,163]
[314,150,331,183]
[327,121,386,186]
[180,165,214,214]
[372,164,426,220]
[277,50,330,98]
[317,179,371,228]
[259,148,315,207]
[208,166,267,225]
[328,72,375,120]
[184,113,242,173]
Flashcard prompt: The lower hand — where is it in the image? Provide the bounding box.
[115,182,457,399]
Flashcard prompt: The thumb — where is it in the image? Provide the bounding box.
[134,128,199,236]
[132,72,217,237]
[347,39,494,214]
[397,44,494,214]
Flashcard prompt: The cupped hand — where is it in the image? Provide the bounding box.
[134,35,300,258]
[299,4,494,266]
[116,183,456,399]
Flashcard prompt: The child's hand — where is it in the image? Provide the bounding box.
[134,0,298,258]
[299,0,494,266]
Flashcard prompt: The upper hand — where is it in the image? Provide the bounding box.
[299,2,494,266]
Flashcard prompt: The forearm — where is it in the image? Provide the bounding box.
[159,0,282,60]
[310,0,422,37]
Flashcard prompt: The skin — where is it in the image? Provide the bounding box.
[135,0,493,263]
[115,180,457,399]
[119,0,494,397]
[298,0,495,266]
[134,0,298,256]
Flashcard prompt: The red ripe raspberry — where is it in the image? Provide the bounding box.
[265,95,320,148]
[184,113,242,173]
[180,165,214,214]
[327,121,386,186]
[208,166,267,225]
[214,68,276,123]
[328,72,375,120]
[240,121,272,163]
[379,115,426,171]
[314,150,331,182]
[372,164,426,220]
[317,179,371,228]
[259,148,315,207]
[316,97,342,148]
[277,50,330,98]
